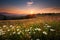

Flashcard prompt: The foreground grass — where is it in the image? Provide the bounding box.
[0,16,60,40]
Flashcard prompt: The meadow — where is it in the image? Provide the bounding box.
[0,15,60,40]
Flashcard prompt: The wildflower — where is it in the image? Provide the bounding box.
[10,25,13,27]
[0,29,2,31]
[25,29,30,32]
[44,26,46,27]
[3,25,6,28]
[13,32,16,34]
[35,28,38,30]
[47,25,51,28]
[35,28,37,30]
[31,39,33,40]
[45,24,48,26]
[11,27,14,29]
[38,28,41,31]
[17,32,20,35]
[16,26,19,28]
[29,32,31,34]
[0,29,5,35]
[36,39,40,40]
[10,33,12,35]
[2,32,5,35]
[30,27,32,30]
[35,28,41,31]
[30,27,32,29]
[33,32,35,34]
[50,29,55,31]
[7,29,10,31]
[43,31,47,35]
[17,29,20,31]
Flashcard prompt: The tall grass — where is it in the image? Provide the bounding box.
[0,15,60,40]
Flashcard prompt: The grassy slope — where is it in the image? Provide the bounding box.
[0,15,60,40]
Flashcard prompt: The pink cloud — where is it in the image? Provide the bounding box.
[27,2,34,6]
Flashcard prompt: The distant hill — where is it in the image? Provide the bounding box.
[0,14,7,20]
[0,12,60,20]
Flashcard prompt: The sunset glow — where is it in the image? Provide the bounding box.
[30,10,34,14]
[0,0,60,15]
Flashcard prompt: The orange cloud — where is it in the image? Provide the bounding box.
[0,7,60,14]
[39,7,60,13]
[0,7,39,14]
[0,8,30,14]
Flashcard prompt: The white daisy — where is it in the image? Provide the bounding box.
[13,32,16,34]
[47,25,51,28]
[50,29,55,31]
[10,25,13,27]
[35,28,41,31]
[0,29,5,35]
[3,25,7,28]
[36,39,40,40]
[2,32,5,35]
[29,32,31,34]
[7,29,10,31]
[31,39,33,40]
[45,24,48,26]
[0,29,2,31]
[17,32,20,35]
[25,29,30,32]
[38,28,41,31]
[11,27,14,29]
[44,26,46,27]
[17,29,20,31]
[43,31,47,35]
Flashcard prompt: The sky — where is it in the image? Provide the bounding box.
[0,0,60,14]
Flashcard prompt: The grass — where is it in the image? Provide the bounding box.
[0,15,60,40]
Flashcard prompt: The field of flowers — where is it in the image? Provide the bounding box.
[0,15,60,40]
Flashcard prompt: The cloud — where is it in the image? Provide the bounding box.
[27,2,33,5]
[27,2,34,6]
[40,7,60,13]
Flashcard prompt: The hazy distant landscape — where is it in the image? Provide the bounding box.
[0,12,60,20]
